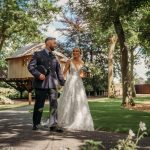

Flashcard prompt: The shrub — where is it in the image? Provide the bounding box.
[0,87,19,99]
[83,122,147,150]
[0,95,14,105]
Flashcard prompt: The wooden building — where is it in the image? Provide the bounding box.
[135,84,150,94]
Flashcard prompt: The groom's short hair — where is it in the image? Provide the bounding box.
[45,37,56,43]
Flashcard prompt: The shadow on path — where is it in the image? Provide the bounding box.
[0,106,150,150]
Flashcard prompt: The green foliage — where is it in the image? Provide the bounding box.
[83,122,147,150]
[83,62,108,93]
[84,84,93,92]
[0,51,7,69]
[0,82,10,88]
[112,125,147,150]
[0,0,59,51]
[83,140,105,150]
[0,87,19,98]
[56,8,109,93]
[69,0,150,61]
[0,87,30,99]
[137,3,150,53]
[0,95,14,105]
[145,71,150,84]
[69,0,148,27]
[68,0,150,104]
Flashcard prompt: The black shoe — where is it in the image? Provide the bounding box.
[32,125,38,130]
[50,126,63,133]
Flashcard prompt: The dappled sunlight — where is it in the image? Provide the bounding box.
[88,98,122,103]
[0,107,127,150]
[0,98,150,149]
[0,108,64,149]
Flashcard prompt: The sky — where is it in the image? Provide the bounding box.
[135,59,148,80]
[43,0,148,81]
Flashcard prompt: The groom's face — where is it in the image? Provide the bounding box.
[46,39,57,51]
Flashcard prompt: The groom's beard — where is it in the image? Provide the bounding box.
[49,47,55,51]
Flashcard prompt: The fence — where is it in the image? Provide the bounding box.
[135,84,150,94]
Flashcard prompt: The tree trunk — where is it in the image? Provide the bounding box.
[113,15,134,106]
[28,92,32,105]
[130,47,136,97]
[0,36,6,51]
[108,35,118,98]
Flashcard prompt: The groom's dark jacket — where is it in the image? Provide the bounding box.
[28,49,65,89]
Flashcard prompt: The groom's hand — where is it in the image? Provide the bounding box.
[39,74,45,80]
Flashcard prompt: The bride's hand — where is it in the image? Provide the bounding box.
[80,70,87,78]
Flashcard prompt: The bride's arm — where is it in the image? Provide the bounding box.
[80,61,86,78]
[63,59,71,80]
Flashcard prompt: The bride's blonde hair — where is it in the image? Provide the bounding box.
[71,47,83,59]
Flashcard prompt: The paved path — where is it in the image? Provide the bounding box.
[0,106,150,150]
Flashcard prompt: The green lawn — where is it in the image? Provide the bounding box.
[43,97,150,135]
[89,99,150,134]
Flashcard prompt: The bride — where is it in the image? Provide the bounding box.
[58,48,94,131]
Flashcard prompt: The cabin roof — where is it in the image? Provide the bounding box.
[11,43,43,58]
[6,43,68,61]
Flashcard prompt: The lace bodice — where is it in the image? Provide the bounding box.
[69,61,83,76]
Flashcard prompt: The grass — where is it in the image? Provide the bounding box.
[89,100,150,134]
[0,102,28,111]
[4,96,148,134]
[43,97,150,134]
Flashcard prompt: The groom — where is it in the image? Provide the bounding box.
[28,37,65,132]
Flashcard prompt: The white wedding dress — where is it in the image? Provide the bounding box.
[58,61,94,131]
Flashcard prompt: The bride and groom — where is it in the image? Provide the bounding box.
[28,37,94,132]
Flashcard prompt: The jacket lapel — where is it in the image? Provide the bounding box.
[42,49,55,59]
[42,49,49,58]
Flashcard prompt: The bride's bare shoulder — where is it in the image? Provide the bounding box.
[81,60,84,65]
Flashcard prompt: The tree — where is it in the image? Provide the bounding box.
[56,10,108,65]
[56,10,108,95]
[69,0,149,106]
[0,0,59,51]
[138,2,150,53]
